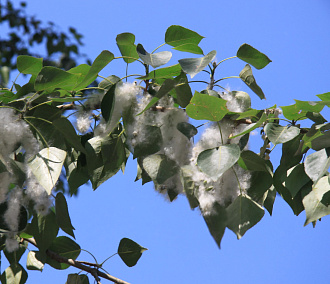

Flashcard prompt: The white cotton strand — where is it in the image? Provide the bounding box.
[76,111,92,134]
[4,187,22,232]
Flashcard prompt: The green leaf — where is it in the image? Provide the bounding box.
[17,55,43,75]
[280,104,307,120]
[306,111,327,124]
[186,91,228,121]
[176,122,198,139]
[74,50,114,90]
[283,164,311,198]
[133,126,163,159]
[31,211,59,253]
[116,33,139,63]
[197,144,241,181]
[239,64,265,99]
[138,79,175,114]
[55,193,75,238]
[304,148,330,183]
[118,238,147,267]
[226,195,265,239]
[53,118,87,154]
[26,251,44,271]
[0,90,18,104]
[172,44,203,55]
[46,236,81,270]
[264,123,300,145]
[316,92,330,101]
[294,100,324,113]
[280,134,304,169]
[247,171,273,203]
[137,44,172,68]
[28,147,66,195]
[142,154,179,184]
[179,50,216,78]
[66,274,90,284]
[101,83,116,122]
[35,67,79,92]
[137,64,182,80]
[0,203,28,232]
[1,264,28,284]
[202,203,227,248]
[238,150,270,172]
[303,176,330,226]
[165,25,204,48]
[237,44,271,70]
[263,186,276,215]
[311,131,330,151]
[173,71,192,107]
[98,75,121,90]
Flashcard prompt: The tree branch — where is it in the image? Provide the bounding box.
[24,238,130,284]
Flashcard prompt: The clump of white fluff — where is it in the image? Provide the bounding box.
[94,82,141,137]
[127,94,192,197]
[187,91,252,215]
[76,111,93,134]
[0,108,53,251]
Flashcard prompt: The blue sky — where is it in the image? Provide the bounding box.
[4,0,330,283]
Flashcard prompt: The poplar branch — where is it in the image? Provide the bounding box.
[24,238,130,284]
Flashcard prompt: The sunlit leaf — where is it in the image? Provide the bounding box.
[137,64,182,80]
[186,91,228,121]
[116,33,139,63]
[303,176,330,226]
[17,55,43,75]
[1,264,28,284]
[173,44,203,54]
[165,25,204,48]
[28,147,66,194]
[26,251,44,271]
[237,44,271,69]
[304,148,330,183]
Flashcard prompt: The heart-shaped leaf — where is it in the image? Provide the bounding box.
[118,238,147,267]
[116,33,139,63]
[28,147,66,194]
[264,123,300,145]
[165,25,204,47]
[197,144,241,181]
[17,55,43,75]
[186,91,228,121]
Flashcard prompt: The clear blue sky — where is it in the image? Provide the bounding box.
[5,0,330,283]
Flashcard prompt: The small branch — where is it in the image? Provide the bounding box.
[24,238,130,284]
[57,102,76,110]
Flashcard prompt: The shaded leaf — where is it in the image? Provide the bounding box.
[173,71,192,107]
[66,274,89,284]
[263,186,276,215]
[55,192,75,238]
[101,83,116,122]
[264,123,300,145]
[0,203,28,232]
[179,50,216,78]
[226,195,264,239]
[4,239,27,265]
[202,203,227,248]
[239,64,265,99]
[238,150,270,172]
[137,44,172,68]
[230,112,267,139]
[180,166,199,209]
[197,144,240,181]
[186,91,228,121]
[28,147,66,194]
[98,75,121,90]
[53,118,87,153]
[247,171,273,203]
[283,164,311,198]
[177,122,198,139]
[142,154,179,184]
[118,238,147,267]
[237,44,271,69]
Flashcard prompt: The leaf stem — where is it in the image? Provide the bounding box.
[217,121,224,145]
[151,43,166,54]
[214,76,240,84]
[216,56,237,67]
